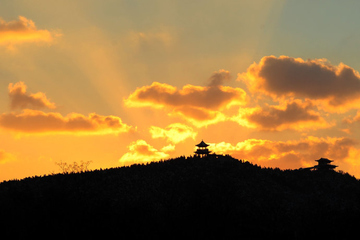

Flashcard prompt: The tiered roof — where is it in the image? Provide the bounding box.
[196,140,209,148]
[314,158,337,170]
[315,158,333,164]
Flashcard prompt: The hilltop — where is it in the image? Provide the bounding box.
[0,155,359,238]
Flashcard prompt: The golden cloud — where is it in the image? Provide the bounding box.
[209,137,357,171]
[161,144,176,153]
[8,82,56,110]
[0,109,133,135]
[239,55,360,112]
[119,139,169,166]
[0,16,61,48]
[149,123,197,144]
[125,80,247,127]
[233,100,331,131]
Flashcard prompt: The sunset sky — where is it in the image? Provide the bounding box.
[2,0,360,181]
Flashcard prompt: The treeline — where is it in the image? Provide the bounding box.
[0,155,359,238]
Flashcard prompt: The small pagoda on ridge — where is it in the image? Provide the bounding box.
[302,157,338,171]
[313,158,337,171]
[195,140,211,158]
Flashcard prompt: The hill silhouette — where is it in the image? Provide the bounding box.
[0,155,359,238]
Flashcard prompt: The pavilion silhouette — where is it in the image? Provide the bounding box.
[303,158,338,171]
[194,140,211,157]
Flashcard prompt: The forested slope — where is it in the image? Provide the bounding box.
[0,155,359,238]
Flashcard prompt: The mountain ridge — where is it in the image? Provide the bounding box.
[0,155,359,238]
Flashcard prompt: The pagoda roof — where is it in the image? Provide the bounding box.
[315,158,333,163]
[196,140,209,147]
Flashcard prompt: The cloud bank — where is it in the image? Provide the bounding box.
[0,110,133,135]
[2,82,133,136]
[125,73,247,127]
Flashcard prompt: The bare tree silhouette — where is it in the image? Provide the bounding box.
[55,160,92,174]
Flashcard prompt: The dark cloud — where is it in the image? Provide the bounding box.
[246,101,324,130]
[241,56,360,110]
[207,69,231,87]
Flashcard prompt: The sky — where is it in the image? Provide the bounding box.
[1,0,360,180]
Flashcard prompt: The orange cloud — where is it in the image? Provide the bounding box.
[343,110,360,124]
[0,150,16,164]
[125,78,247,127]
[209,136,357,172]
[0,16,60,48]
[0,109,133,135]
[233,100,331,131]
[239,55,360,112]
[119,139,169,166]
[8,82,56,110]
[149,123,197,144]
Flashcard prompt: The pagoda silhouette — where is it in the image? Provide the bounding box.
[313,158,337,171]
[302,158,338,171]
[195,140,211,158]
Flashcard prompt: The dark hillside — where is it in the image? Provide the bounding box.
[0,155,359,238]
